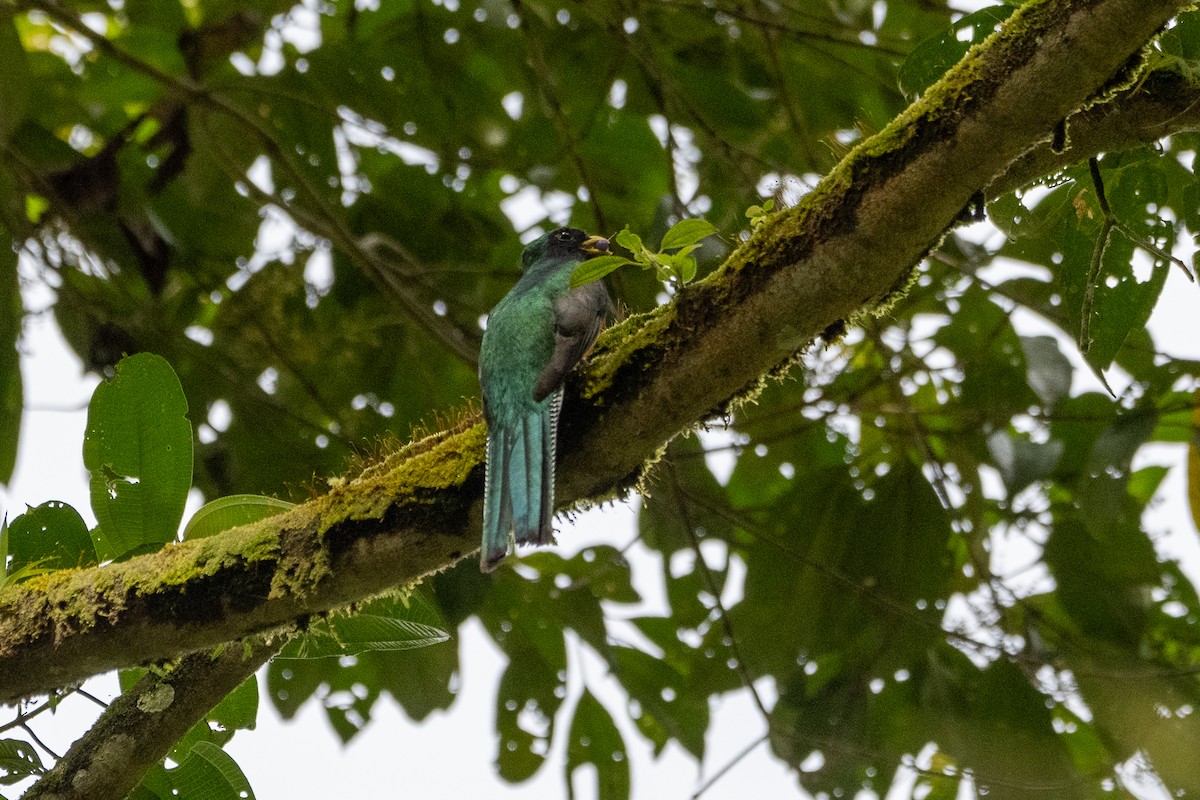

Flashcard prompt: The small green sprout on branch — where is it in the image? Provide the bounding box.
[569,218,717,289]
[745,198,775,232]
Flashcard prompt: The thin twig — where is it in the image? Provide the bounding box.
[1081,157,1196,353]
[74,687,109,709]
[667,460,772,722]
[1081,159,1115,354]
[1090,157,1188,280]
[0,693,64,736]
[20,722,60,761]
[691,733,769,799]
[511,0,609,232]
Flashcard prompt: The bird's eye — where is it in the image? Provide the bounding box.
[554,230,573,242]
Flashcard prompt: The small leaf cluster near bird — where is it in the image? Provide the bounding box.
[745,197,776,232]
[478,227,613,572]
[568,218,717,289]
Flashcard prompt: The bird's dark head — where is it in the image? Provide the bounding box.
[521,227,609,269]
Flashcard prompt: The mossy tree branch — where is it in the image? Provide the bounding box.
[989,61,1200,198]
[22,637,279,800]
[0,0,1189,705]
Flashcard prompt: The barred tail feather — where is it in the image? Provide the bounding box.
[481,427,512,572]
[481,392,562,571]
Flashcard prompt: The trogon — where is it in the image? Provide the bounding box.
[478,227,611,572]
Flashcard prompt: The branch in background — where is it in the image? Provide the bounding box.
[22,636,279,800]
[512,0,611,232]
[12,0,481,366]
[989,64,1200,197]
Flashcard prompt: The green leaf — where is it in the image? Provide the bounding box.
[639,436,727,555]
[494,649,564,782]
[732,458,952,680]
[986,430,1064,496]
[524,546,640,605]
[264,660,324,721]
[1190,388,1200,533]
[123,0,188,33]
[1020,335,1073,409]
[565,691,629,800]
[1067,643,1200,798]
[659,218,716,251]
[265,592,453,727]
[23,194,46,225]
[659,245,702,284]
[83,353,193,559]
[606,645,707,759]
[1076,230,1169,378]
[0,738,44,784]
[569,255,634,289]
[275,594,449,659]
[0,560,54,590]
[898,6,1016,99]
[1044,513,1159,643]
[931,284,1039,414]
[208,669,261,740]
[182,494,294,540]
[1127,464,1168,506]
[0,13,30,142]
[1159,8,1200,59]
[0,225,20,484]
[168,674,260,762]
[7,500,95,571]
[919,649,1083,797]
[171,741,256,800]
[746,198,775,221]
[613,226,643,254]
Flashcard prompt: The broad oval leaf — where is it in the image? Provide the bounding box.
[659,218,716,251]
[275,594,450,660]
[495,653,564,782]
[986,430,1065,496]
[83,352,192,559]
[565,690,629,800]
[679,255,697,284]
[170,741,256,800]
[182,494,294,540]
[0,737,44,783]
[1020,335,1073,409]
[898,6,1016,100]
[0,224,19,484]
[569,255,634,289]
[167,675,260,763]
[613,226,643,254]
[7,500,95,571]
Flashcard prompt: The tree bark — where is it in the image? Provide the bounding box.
[989,63,1200,198]
[0,0,1190,705]
[22,637,278,800]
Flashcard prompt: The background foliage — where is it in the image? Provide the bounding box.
[2,0,1200,797]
